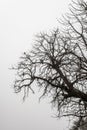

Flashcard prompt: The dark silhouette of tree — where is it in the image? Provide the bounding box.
[70,117,87,130]
[13,0,87,128]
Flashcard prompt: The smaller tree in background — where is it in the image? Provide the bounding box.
[13,0,87,129]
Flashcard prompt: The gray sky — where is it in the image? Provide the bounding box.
[0,0,71,130]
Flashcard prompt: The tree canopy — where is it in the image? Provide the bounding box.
[13,0,87,128]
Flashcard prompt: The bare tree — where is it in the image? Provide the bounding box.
[13,0,87,128]
[70,117,87,130]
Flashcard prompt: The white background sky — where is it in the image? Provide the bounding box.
[0,0,71,130]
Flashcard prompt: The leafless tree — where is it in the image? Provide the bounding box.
[13,0,87,128]
[70,117,87,130]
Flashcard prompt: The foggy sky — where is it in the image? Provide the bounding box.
[0,0,70,130]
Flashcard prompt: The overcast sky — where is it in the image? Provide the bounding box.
[0,0,71,130]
